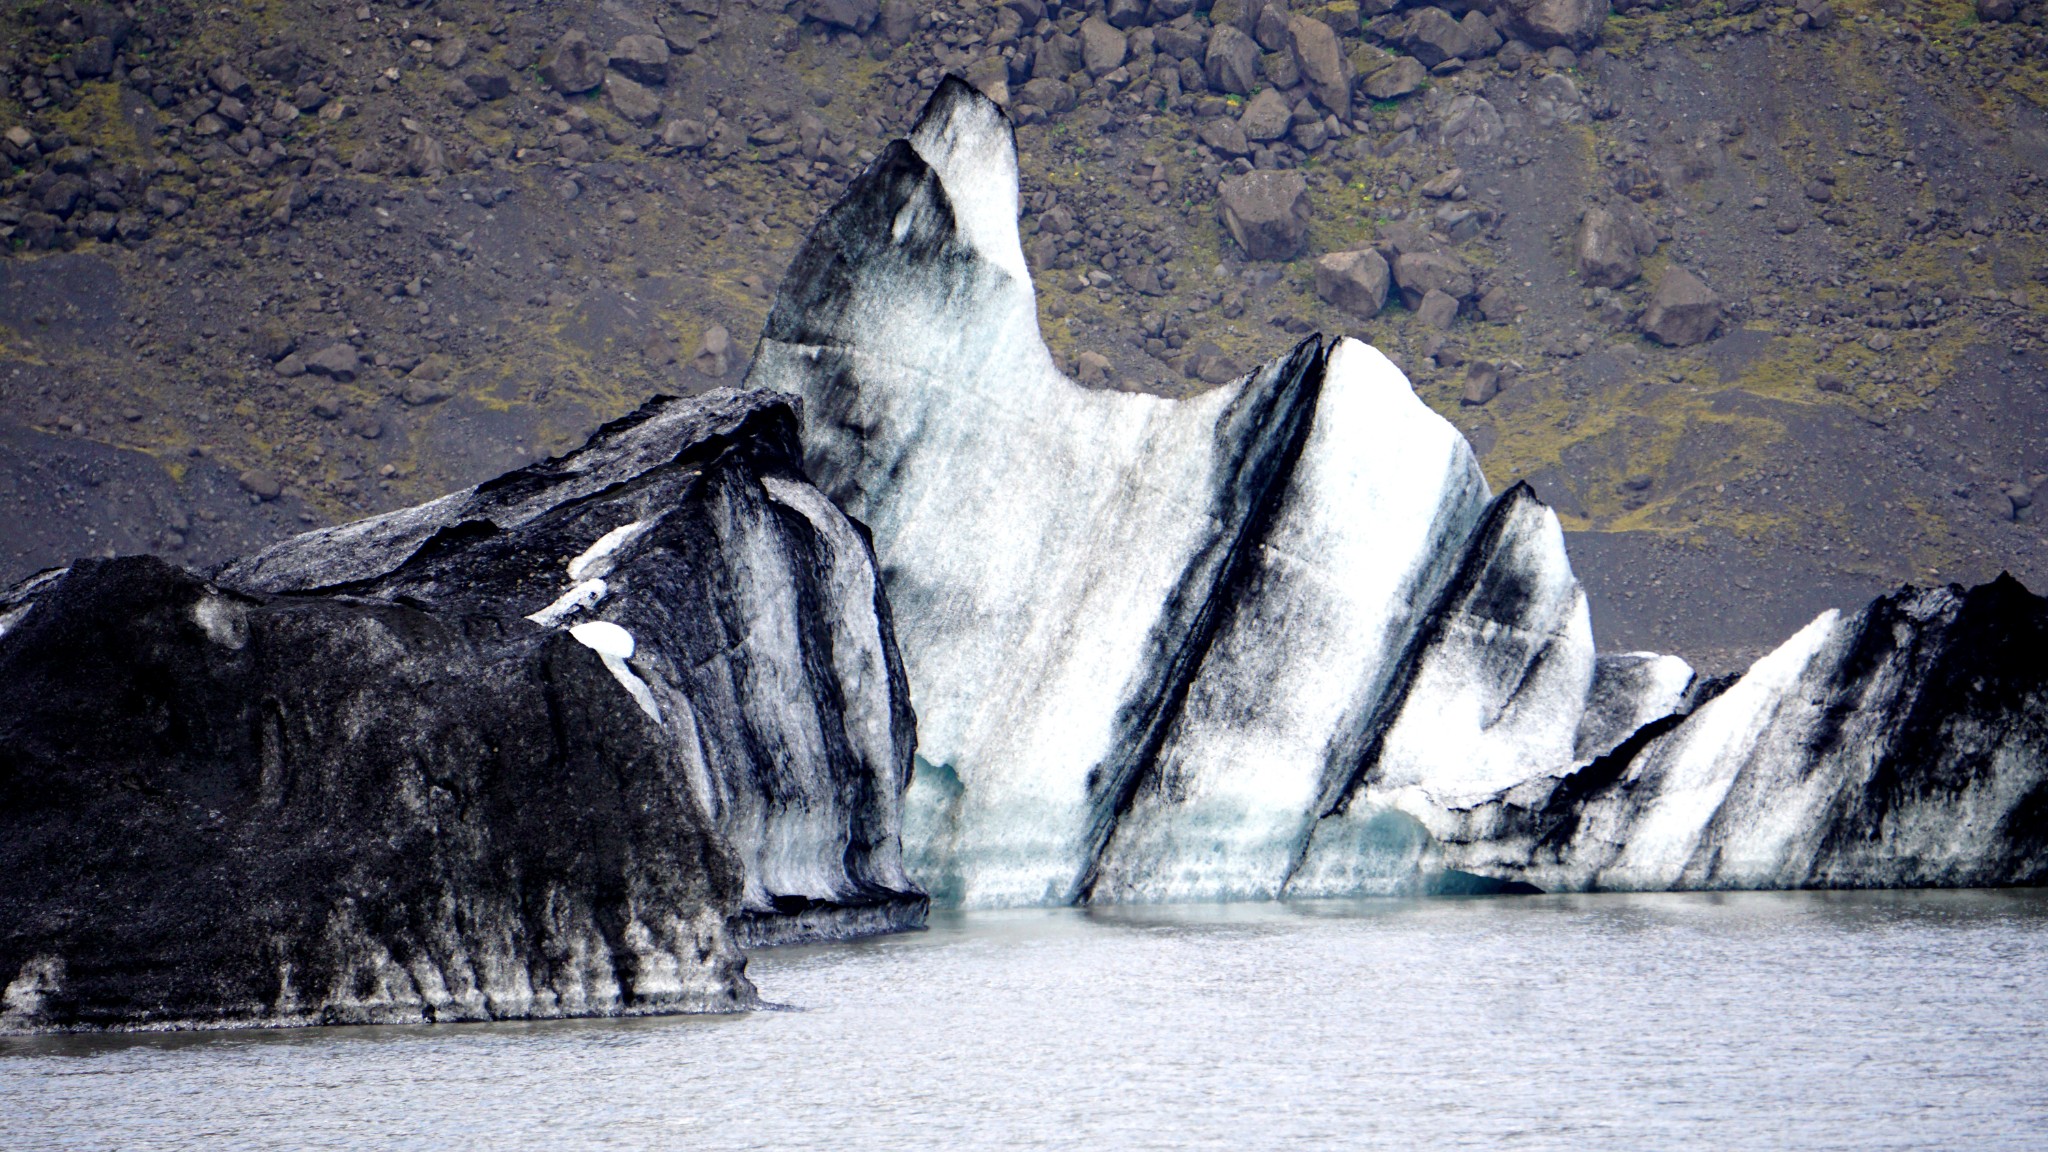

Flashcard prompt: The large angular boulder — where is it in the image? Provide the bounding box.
[879,0,918,43]
[606,71,664,125]
[1461,10,1504,56]
[1019,77,1078,115]
[807,0,879,31]
[1108,0,1150,28]
[1080,16,1128,76]
[1363,56,1428,99]
[539,31,606,94]
[1392,250,1474,308]
[303,342,360,380]
[609,34,671,85]
[1036,31,1083,79]
[1238,87,1293,141]
[1402,6,1475,67]
[1206,25,1263,94]
[1218,170,1312,261]
[404,133,449,177]
[1638,265,1722,346]
[1198,117,1252,157]
[1498,0,1610,49]
[1575,205,1640,289]
[1314,249,1391,318]
[1440,94,1504,147]
[71,35,116,78]
[1261,46,1301,89]
[1287,15,1351,119]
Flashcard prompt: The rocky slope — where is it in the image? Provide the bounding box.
[0,387,922,1033]
[2,0,2046,669]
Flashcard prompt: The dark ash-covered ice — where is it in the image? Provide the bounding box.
[0,390,923,1034]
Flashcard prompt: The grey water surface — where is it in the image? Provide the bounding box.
[4,890,2045,1151]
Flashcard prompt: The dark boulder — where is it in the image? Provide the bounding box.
[1497,0,1610,49]
[1218,170,1311,261]
[540,31,606,95]
[1638,265,1722,346]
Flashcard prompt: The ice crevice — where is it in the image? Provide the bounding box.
[750,77,2048,907]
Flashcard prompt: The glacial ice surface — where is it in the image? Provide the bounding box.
[755,78,2048,905]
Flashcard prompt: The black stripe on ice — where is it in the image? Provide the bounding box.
[1276,482,1553,893]
[1071,337,1327,905]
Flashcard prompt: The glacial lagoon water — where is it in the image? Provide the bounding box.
[4,890,2046,1151]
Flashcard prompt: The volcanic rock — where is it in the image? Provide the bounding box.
[540,32,606,95]
[610,34,672,85]
[1205,26,1262,95]
[1403,7,1475,67]
[303,343,360,380]
[1364,56,1428,99]
[695,324,734,377]
[1080,17,1128,76]
[1417,287,1460,329]
[606,72,665,126]
[1392,250,1474,308]
[1575,205,1641,289]
[1287,15,1350,118]
[1218,170,1311,261]
[1498,0,1610,49]
[1638,265,1722,346]
[1238,87,1292,141]
[1314,248,1391,318]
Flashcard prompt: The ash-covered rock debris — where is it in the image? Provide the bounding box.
[3,0,2048,665]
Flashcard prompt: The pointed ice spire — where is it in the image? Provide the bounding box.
[907,76,1030,284]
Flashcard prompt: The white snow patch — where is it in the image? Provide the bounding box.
[192,595,249,649]
[567,520,652,582]
[525,519,652,627]
[527,579,608,628]
[570,621,662,723]
[570,620,635,658]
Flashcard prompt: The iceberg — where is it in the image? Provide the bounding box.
[0,389,922,1033]
[753,78,2048,905]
